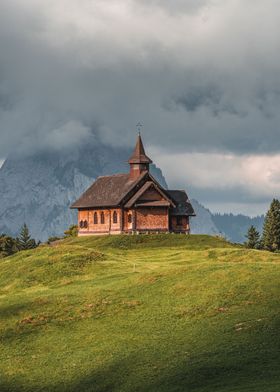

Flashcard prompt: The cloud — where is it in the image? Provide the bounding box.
[139,0,209,14]
[150,147,280,213]
[0,0,279,214]
[14,120,92,154]
[0,0,279,158]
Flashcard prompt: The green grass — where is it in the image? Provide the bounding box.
[0,234,279,392]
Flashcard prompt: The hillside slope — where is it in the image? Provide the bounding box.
[0,235,279,392]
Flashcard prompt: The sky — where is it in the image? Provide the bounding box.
[0,0,280,215]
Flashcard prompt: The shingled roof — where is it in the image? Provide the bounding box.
[166,190,196,216]
[70,171,150,209]
[71,174,132,209]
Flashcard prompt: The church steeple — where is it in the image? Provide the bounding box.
[129,133,152,180]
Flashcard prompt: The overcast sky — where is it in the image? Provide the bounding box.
[0,0,279,215]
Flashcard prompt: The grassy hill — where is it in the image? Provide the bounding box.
[0,234,279,392]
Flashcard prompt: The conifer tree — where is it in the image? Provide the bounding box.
[262,199,280,251]
[245,225,260,249]
[17,223,37,250]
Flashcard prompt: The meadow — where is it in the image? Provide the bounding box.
[0,234,279,392]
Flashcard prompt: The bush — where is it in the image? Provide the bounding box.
[0,234,19,258]
[47,236,62,244]
[64,225,78,237]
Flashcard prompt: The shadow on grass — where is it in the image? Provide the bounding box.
[0,301,29,318]
[1,346,279,392]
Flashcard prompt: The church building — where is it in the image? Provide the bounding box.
[71,134,195,235]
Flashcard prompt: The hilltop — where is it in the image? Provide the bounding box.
[0,234,279,392]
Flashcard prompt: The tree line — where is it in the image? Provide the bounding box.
[1,200,279,258]
[0,224,78,259]
[0,223,38,258]
[246,199,280,251]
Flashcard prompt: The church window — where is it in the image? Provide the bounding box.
[113,211,118,224]
[128,214,132,224]
[101,211,105,224]
[83,220,88,228]
[79,220,84,228]
[94,212,98,224]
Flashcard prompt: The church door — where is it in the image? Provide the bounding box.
[127,213,133,230]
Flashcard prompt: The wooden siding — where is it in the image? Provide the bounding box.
[170,216,190,233]
[78,208,122,235]
[135,207,169,231]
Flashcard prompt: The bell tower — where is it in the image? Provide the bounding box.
[128,133,152,180]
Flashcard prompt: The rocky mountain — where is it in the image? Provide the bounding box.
[190,200,221,236]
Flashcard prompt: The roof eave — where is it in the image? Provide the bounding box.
[171,212,196,216]
[70,204,121,210]
[116,171,149,206]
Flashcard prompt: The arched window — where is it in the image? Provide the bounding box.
[101,211,105,224]
[113,211,118,224]
[79,220,84,228]
[94,212,98,224]
[128,214,132,224]
[83,220,88,228]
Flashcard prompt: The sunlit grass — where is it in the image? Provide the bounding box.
[0,234,279,391]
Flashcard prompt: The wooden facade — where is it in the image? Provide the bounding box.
[71,135,195,236]
[77,207,190,236]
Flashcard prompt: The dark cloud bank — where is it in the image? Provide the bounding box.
[0,0,279,213]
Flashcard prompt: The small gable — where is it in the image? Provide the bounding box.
[125,181,173,208]
[138,185,165,202]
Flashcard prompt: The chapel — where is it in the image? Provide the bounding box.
[71,134,195,235]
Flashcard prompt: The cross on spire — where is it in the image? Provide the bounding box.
[136,122,143,134]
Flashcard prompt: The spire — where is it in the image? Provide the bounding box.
[128,133,152,164]
[128,134,152,180]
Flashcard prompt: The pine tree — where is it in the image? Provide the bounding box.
[245,225,260,249]
[17,223,37,250]
[262,199,280,251]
